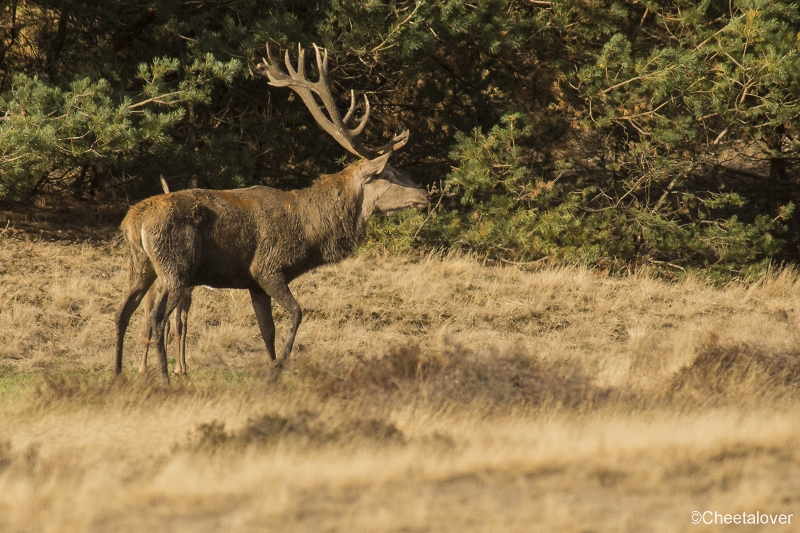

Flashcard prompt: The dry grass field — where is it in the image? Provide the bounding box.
[2,228,800,532]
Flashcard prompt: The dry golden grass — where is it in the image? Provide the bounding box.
[2,234,800,532]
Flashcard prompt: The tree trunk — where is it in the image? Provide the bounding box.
[44,1,70,81]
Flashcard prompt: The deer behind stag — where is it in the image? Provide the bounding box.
[114,44,429,382]
[138,176,195,377]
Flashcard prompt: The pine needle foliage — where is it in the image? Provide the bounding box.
[1,0,799,277]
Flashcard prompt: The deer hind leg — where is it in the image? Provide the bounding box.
[173,289,192,377]
[257,276,302,367]
[150,281,186,383]
[139,281,158,374]
[115,269,157,376]
[140,280,173,374]
[249,288,276,361]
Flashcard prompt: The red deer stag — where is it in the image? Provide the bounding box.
[138,176,196,377]
[114,43,429,382]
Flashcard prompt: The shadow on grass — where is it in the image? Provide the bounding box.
[193,411,405,452]
[27,333,800,414]
[292,342,611,410]
[669,333,800,404]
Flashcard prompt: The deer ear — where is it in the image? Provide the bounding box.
[357,152,391,183]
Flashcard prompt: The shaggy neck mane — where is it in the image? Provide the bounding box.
[294,168,368,264]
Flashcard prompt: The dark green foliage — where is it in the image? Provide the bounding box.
[2,0,799,277]
[413,0,800,277]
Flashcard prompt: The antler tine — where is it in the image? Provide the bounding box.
[343,90,356,124]
[265,43,274,68]
[352,94,370,137]
[295,43,305,79]
[342,90,371,137]
[312,44,328,85]
[282,48,298,79]
[372,130,409,155]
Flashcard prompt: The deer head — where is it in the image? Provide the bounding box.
[256,43,428,215]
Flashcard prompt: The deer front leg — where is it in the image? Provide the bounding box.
[249,288,276,361]
[257,276,302,367]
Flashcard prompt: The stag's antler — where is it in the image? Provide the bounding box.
[258,43,408,159]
